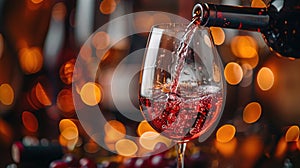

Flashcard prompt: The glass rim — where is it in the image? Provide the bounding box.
[151,22,208,31]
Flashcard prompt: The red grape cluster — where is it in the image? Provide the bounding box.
[49,154,97,168]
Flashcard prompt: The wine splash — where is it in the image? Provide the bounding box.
[140,19,223,141]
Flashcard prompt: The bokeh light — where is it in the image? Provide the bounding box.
[22,111,38,133]
[216,124,236,143]
[134,13,154,34]
[99,0,117,15]
[214,137,237,158]
[285,125,299,142]
[251,0,267,7]
[231,35,258,59]
[0,83,14,106]
[52,2,67,21]
[80,82,102,106]
[243,102,262,124]
[224,62,243,85]
[115,139,138,156]
[92,31,110,50]
[60,59,76,85]
[257,67,274,91]
[139,131,171,150]
[210,27,225,45]
[59,119,79,150]
[35,82,52,106]
[56,88,75,114]
[137,120,157,136]
[240,135,263,164]
[104,120,126,145]
[31,0,44,4]
[18,47,43,74]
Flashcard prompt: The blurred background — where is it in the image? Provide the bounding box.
[0,0,300,167]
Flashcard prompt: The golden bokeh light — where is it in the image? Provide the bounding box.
[137,120,157,136]
[80,82,102,106]
[99,0,117,15]
[59,119,77,133]
[243,102,262,124]
[115,139,138,156]
[0,83,14,106]
[18,47,43,74]
[61,127,78,140]
[139,131,159,151]
[251,0,267,8]
[210,27,225,45]
[31,0,44,4]
[231,36,258,58]
[59,59,76,85]
[0,119,13,145]
[92,31,110,50]
[52,2,67,21]
[285,125,299,142]
[56,88,75,113]
[224,62,243,85]
[79,44,92,62]
[104,120,126,144]
[139,131,172,150]
[216,124,236,143]
[257,67,274,91]
[214,137,237,158]
[35,82,52,106]
[22,111,38,133]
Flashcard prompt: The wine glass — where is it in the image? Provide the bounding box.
[139,23,226,168]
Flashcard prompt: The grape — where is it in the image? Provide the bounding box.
[62,153,79,167]
[79,158,97,168]
[49,160,69,168]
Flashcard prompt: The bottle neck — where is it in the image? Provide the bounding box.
[193,3,269,31]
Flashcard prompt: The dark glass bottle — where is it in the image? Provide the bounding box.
[192,0,300,59]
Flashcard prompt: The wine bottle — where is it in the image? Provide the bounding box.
[192,0,300,59]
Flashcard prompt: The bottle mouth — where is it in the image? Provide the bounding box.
[192,3,204,19]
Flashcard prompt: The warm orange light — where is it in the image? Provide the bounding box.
[137,120,157,136]
[224,62,243,85]
[231,36,258,58]
[104,120,126,143]
[240,135,263,160]
[214,137,237,158]
[56,88,75,113]
[22,111,39,132]
[99,0,117,15]
[59,119,77,132]
[257,67,274,91]
[285,125,299,142]
[243,102,262,124]
[35,82,52,106]
[210,27,225,45]
[0,119,13,144]
[216,124,236,143]
[61,127,78,140]
[31,0,43,4]
[275,137,287,158]
[84,141,100,154]
[92,31,110,50]
[0,83,14,106]
[115,139,138,156]
[251,0,267,8]
[52,2,67,21]
[80,82,102,106]
[18,47,43,74]
[59,59,75,85]
[139,131,172,151]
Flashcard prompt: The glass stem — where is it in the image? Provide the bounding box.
[176,142,187,168]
